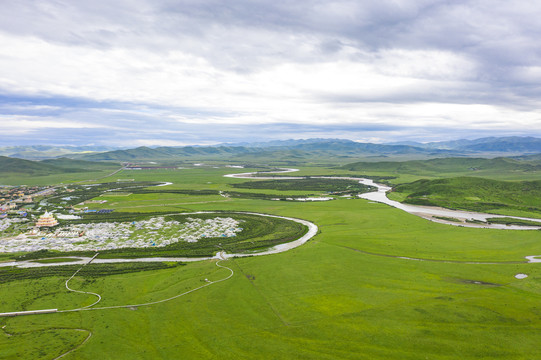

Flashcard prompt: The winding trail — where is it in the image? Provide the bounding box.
[3,167,540,320]
[70,166,125,185]
[58,258,233,313]
[8,259,231,358]
[64,253,102,310]
[0,165,539,360]
[52,329,93,360]
[0,258,234,320]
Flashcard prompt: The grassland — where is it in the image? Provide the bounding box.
[2,165,541,359]
[485,217,541,227]
[31,258,81,264]
[390,177,541,218]
[231,177,373,194]
[0,157,121,186]
[342,157,541,183]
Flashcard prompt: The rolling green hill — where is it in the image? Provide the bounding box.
[391,176,541,217]
[0,156,69,176]
[343,157,541,178]
[40,157,119,170]
[0,156,118,176]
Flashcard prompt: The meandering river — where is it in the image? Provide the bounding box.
[226,168,541,230]
[356,178,541,230]
[2,168,540,268]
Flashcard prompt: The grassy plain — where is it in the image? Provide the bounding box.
[2,165,541,359]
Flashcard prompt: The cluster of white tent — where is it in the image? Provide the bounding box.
[0,216,244,253]
[0,218,12,232]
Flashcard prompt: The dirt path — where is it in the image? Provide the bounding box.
[58,258,234,313]
[64,253,102,310]
[52,329,92,360]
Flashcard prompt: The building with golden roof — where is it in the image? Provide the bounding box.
[35,212,58,228]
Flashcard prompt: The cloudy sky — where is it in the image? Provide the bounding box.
[1,0,540,146]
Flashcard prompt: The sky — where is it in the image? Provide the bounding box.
[1,0,541,147]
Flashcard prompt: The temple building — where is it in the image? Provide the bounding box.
[35,212,58,228]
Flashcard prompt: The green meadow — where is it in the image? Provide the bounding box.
[1,165,541,359]
[343,157,541,184]
[390,177,541,218]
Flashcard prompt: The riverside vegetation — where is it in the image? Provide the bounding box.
[1,157,541,359]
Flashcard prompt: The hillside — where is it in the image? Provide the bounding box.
[0,145,119,160]
[343,157,541,177]
[391,176,541,217]
[0,156,68,176]
[40,158,120,170]
[0,156,117,176]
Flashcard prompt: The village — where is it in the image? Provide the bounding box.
[0,212,244,253]
[0,182,246,253]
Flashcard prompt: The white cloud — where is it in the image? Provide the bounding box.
[0,115,111,134]
[1,0,541,145]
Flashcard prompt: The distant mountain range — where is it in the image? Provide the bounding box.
[0,145,122,160]
[3,142,541,178]
[66,139,455,161]
[2,137,541,162]
[0,156,118,176]
[388,136,541,153]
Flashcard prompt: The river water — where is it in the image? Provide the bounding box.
[226,168,541,230]
[356,178,541,230]
[2,168,539,268]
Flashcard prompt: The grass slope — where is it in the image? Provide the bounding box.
[40,158,119,171]
[391,176,541,217]
[0,156,118,177]
[0,156,70,176]
[342,156,541,183]
[344,157,540,174]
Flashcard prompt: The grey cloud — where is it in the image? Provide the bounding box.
[3,1,541,73]
[1,1,541,145]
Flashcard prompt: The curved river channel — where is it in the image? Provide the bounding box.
[0,211,317,268]
[226,168,541,230]
[2,168,541,269]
